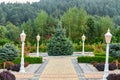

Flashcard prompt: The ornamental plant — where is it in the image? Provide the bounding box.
[109,43,120,68]
[0,43,19,68]
[0,71,16,80]
[47,21,73,56]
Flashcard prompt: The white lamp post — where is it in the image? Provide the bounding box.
[82,34,86,56]
[36,34,40,57]
[103,29,112,80]
[19,30,26,73]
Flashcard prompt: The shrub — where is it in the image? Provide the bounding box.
[0,38,11,46]
[73,43,94,52]
[109,43,120,68]
[40,44,47,52]
[94,53,105,56]
[107,74,120,80]
[109,43,120,58]
[13,56,43,64]
[0,43,19,61]
[7,64,20,72]
[93,43,105,54]
[0,71,16,80]
[2,61,14,69]
[7,62,29,72]
[47,21,73,56]
[95,63,117,71]
[77,56,114,63]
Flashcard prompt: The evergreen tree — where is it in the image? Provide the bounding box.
[47,21,73,56]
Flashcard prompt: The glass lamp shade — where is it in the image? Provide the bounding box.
[82,34,86,41]
[20,30,26,42]
[105,29,112,44]
[36,34,40,41]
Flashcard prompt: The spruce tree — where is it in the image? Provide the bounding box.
[47,21,73,56]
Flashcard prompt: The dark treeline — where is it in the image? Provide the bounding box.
[0,0,120,26]
[0,0,120,45]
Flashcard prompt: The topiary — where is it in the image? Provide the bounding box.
[47,21,73,56]
[0,71,16,80]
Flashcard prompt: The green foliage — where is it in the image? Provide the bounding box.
[40,44,47,52]
[109,43,120,58]
[73,43,94,51]
[0,25,7,38]
[47,21,73,56]
[62,7,88,42]
[93,43,105,54]
[0,43,19,61]
[0,38,11,46]
[77,56,114,63]
[34,10,48,44]
[5,22,20,43]
[13,56,43,64]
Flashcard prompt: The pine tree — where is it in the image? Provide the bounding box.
[47,21,73,56]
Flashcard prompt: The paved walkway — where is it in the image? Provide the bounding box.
[39,57,79,80]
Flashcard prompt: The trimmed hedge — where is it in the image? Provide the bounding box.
[13,56,43,64]
[77,56,114,63]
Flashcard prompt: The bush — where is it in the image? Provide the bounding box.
[93,43,105,54]
[77,56,114,63]
[0,71,16,80]
[2,61,14,69]
[94,53,105,56]
[7,64,20,72]
[13,56,43,64]
[95,63,117,71]
[40,44,47,52]
[0,43,19,61]
[109,43,120,58]
[7,62,29,72]
[0,38,11,46]
[47,21,73,56]
[107,74,120,80]
[73,43,94,52]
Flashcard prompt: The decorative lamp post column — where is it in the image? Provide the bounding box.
[82,34,86,56]
[103,29,112,80]
[19,30,26,73]
[36,34,40,57]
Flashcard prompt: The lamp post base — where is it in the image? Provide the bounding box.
[19,68,25,73]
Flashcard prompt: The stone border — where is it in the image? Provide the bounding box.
[31,60,48,80]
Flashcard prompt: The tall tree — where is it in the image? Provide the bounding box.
[86,17,95,43]
[34,10,48,44]
[5,22,20,43]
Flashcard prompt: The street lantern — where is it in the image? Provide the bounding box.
[82,34,86,55]
[19,30,26,73]
[105,29,112,44]
[36,34,40,57]
[103,29,112,80]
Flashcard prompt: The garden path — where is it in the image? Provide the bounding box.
[39,56,79,80]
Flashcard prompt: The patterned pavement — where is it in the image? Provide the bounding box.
[39,57,79,80]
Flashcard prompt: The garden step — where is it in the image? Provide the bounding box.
[79,63,98,73]
[86,64,98,72]
[25,64,41,73]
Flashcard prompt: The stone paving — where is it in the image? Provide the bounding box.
[10,53,120,80]
[39,57,79,80]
